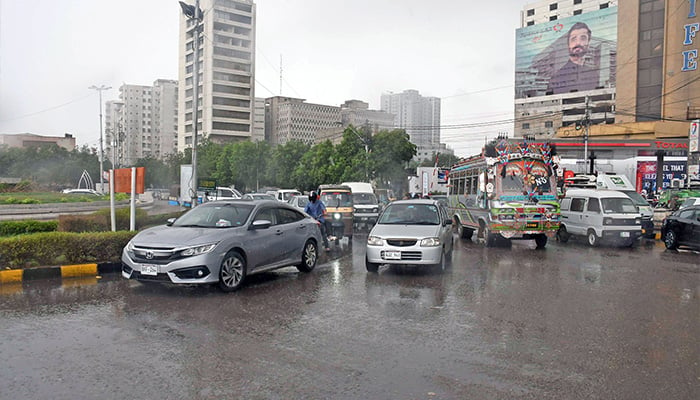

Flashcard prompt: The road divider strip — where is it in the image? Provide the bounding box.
[0,262,122,285]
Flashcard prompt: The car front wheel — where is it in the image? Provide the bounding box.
[664,230,679,250]
[365,256,379,273]
[218,250,246,292]
[587,230,599,247]
[296,240,318,272]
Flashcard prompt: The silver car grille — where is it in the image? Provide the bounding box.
[131,246,178,264]
[386,239,417,247]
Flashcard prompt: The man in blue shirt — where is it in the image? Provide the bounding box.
[304,191,330,251]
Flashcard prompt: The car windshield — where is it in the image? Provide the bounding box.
[378,203,440,225]
[321,192,352,207]
[282,192,300,201]
[621,190,649,206]
[601,198,637,214]
[293,196,309,207]
[172,203,253,228]
[352,193,377,205]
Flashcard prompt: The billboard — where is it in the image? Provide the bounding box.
[636,161,687,193]
[515,7,617,99]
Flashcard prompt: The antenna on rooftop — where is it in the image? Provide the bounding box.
[280,54,283,95]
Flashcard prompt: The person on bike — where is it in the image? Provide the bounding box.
[304,191,330,251]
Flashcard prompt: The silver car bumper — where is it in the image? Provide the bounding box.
[121,249,223,284]
[366,245,442,265]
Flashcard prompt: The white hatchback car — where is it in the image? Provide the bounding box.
[365,199,453,273]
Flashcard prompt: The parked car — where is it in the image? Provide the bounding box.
[365,199,453,273]
[288,194,309,211]
[678,197,700,210]
[558,189,642,247]
[242,193,276,200]
[121,200,323,292]
[661,205,700,251]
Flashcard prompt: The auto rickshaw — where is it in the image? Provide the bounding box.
[318,184,354,243]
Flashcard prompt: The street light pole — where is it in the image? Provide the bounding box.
[89,84,111,193]
[180,0,202,208]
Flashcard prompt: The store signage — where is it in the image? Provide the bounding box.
[683,0,699,71]
[690,120,699,152]
[655,141,689,149]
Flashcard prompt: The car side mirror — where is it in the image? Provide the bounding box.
[444,219,452,226]
[166,218,176,226]
[250,219,271,230]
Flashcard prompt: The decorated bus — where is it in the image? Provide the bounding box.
[447,137,561,248]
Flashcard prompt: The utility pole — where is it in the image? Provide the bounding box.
[583,95,590,174]
[89,84,111,193]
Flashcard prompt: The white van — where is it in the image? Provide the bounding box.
[558,189,643,247]
[595,174,654,238]
[272,189,301,202]
[341,181,380,229]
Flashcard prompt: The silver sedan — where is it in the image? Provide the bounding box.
[122,200,323,291]
[365,199,454,272]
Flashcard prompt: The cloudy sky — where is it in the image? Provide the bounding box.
[0,0,530,157]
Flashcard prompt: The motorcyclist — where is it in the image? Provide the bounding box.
[304,191,330,251]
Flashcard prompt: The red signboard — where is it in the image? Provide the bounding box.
[114,167,145,194]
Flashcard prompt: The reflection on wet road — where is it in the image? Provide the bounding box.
[0,235,698,399]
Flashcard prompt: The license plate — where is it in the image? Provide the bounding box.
[620,232,630,238]
[141,264,158,276]
[526,222,538,228]
[384,251,401,260]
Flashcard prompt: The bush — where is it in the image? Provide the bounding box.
[0,231,135,268]
[58,213,110,232]
[0,220,58,236]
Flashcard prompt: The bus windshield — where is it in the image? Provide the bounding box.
[499,160,552,194]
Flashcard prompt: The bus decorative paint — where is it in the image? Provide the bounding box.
[447,137,561,248]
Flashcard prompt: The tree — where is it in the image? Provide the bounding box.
[418,152,460,168]
[267,140,311,188]
[293,140,336,191]
[369,129,417,194]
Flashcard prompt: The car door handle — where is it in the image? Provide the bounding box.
[275,230,283,235]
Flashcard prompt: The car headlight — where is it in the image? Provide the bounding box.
[603,217,613,225]
[125,240,134,252]
[420,237,441,247]
[635,218,641,225]
[367,236,384,246]
[333,213,342,220]
[180,243,218,257]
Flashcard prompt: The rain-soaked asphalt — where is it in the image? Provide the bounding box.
[0,234,698,400]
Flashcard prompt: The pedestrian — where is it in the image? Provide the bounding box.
[304,191,331,251]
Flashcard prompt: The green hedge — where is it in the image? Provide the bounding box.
[0,231,136,268]
[0,220,58,236]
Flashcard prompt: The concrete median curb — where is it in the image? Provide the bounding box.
[0,262,122,284]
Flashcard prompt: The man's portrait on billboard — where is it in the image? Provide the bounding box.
[546,22,599,94]
[514,8,617,99]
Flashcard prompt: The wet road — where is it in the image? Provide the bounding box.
[0,235,698,399]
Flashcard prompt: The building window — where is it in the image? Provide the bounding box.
[600,3,609,9]
[550,15,558,21]
[573,9,582,15]
[545,121,554,128]
[527,8,535,16]
[550,3,558,11]
[574,0,582,4]
[522,123,530,129]
[527,21,535,26]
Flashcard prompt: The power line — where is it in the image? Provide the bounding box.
[0,93,94,123]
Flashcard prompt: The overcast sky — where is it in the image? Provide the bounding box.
[0,0,530,158]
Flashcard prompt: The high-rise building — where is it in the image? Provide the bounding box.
[265,96,341,145]
[104,79,178,167]
[514,1,618,138]
[177,0,256,153]
[380,89,442,160]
